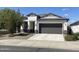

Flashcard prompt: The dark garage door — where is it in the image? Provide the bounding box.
[39,23,62,34]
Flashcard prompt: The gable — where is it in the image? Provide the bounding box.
[27,13,38,16]
[26,13,69,21]
[70,21,79,26]
[40,13,65,19]
[41,15,60,19]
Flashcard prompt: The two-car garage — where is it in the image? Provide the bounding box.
[39,23,62,34]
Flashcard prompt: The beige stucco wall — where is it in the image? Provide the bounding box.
[24,15,68,34]
[71,25,79,33]
[63,22,67,30]
[27,16,37,30]
[28,16,37,21]
[36,20,67,33]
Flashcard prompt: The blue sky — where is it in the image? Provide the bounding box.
[0,7,79,24]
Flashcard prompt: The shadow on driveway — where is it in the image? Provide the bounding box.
[0,45,78,52]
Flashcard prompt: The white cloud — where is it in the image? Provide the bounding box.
[62,9,67,11]
[64,14,69,17]
[62,8,70,11]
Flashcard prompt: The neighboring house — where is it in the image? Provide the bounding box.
[70,21,79,33]
[23,13,69,34]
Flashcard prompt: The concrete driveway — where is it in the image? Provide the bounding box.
[28,34,65,41]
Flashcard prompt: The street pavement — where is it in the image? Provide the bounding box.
[0,45,78,52]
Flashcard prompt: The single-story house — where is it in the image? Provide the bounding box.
[23,13,69,34]
[70,21,79,33]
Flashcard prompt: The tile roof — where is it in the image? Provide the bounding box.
[70,21,79,26]
[26,13,69,21]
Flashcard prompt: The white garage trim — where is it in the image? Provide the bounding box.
[38,23,63,34]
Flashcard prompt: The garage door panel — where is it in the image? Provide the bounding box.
[40,24,62,27]
[41,27,62,34]
[39,24,62,34]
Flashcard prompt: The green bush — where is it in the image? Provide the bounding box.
[73,33,79,36]
[65,35,78,41]
[73,33,79,40]
[0,29,8,34]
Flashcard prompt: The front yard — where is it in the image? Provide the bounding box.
[0,30,33,40]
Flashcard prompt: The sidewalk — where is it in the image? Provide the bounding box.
[0,39,79,51]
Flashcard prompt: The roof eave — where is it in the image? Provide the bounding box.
[39,18,69,21]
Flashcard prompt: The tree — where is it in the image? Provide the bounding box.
[16,9,23,33]
[0,8,24,36]
[67,26,73,35]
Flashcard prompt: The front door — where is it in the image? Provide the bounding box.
[30,21,35,33]
[23,22,28,32]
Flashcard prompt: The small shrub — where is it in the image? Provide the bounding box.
[14,33,29,36]
[73,33,79,40]
[65,35,77,41]
[0,29,8,34]
[9,34,14,37]
[73,33,79,36]
[67,26,73,35]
